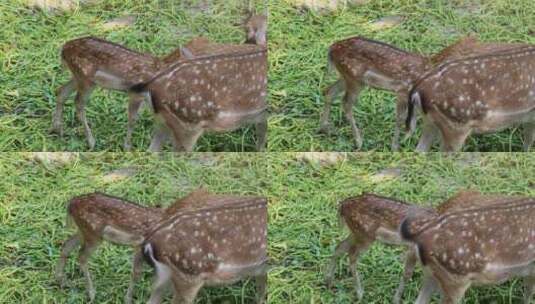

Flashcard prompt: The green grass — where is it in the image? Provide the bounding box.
[0,0,267,152]
[269,0,535,151]
[1,152,534,302]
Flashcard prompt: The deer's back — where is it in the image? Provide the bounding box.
[146,198,268,277]
[409,198,535,275]
[329,37,427,83]
[415,46,535,125]
[61,37,160,86]
[68,192,164,235]
[149,45,267,128]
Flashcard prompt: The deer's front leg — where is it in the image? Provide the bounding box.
[324,236,354,288]
[522,122,535,151]
[52,79,77,136]
[77,239,100,302]
[342,82,363,150]
[320,79,344,135]
[55,233,81,287]
[255,111,268,151]
[74,83,96,150]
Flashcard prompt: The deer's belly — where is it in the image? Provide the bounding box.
[206,108,267,131]
[363,70,408,92]
[204,260,268,286]
[473,106,535,133]
[473,262,535,284]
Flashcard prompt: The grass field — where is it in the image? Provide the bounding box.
[1,152,534,303]
[269,0,535,151]
[0,0,267,152]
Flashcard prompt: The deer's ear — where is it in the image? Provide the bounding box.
[180,47,195,59]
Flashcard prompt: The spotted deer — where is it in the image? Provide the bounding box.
[142,195,268,304]
[55,189,229,303]
[129,44,268,152]
[321,36,526,151]
[406,46,535,152]
[401,195,535,303]
[52,14,266,151]
[325,191,521,303]
[55,192,165,303]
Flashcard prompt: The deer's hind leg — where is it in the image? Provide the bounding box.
[324,235,355,287]
[392,92,409,151]
[124,92,147,151]
[124,249,144,304]
[438,125,471,152]
[320,79,345,134]
[55,233,81,287]
[74,80,96,150]
[171,278,203,304]
[52,78,77,136]
[255,271,268,304]
[393,247,418,304]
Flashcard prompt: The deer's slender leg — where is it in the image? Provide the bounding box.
[171,278,203,304]
[55,233,81,287]
[347,236,372,301]
[52,79,77,136]
[439,127,470,152]
[148,121,171,152]
[147,263,172,304]
[393,248,418,304]
[392,92,409,151]
[320,79,344,134]
[255,272,268,304]
[124,93,146,151]
[523,275,535,304]
[74,82,96,150]
[522,122,535,151]
[324,235,355,287]
[124,249,144,304]
[342,82,363,150]
[78,238,100,302]
[416,120,439,152]
[171,127,204,152]
[255,111,268,151]
[415,273,437,304]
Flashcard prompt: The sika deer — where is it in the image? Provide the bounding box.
[55,189,228,303]
[325,190,520,303]
[401,195,535,303]
[130,45,268,152]
[321,36,526,151]
[142,195,268,304]
[406,46,535,152]
[55,192,165,303]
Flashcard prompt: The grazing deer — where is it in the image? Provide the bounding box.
[55,189,229,303]
[406,46,535,152]
[325,191,521,303]
[401,195,535,303]
[52,14,267,151]
[142,195,268,304]
[55,192,165,303]
[321,36,526,151]
[129,44,268,152]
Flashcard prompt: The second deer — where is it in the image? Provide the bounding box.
[401,195,535,303]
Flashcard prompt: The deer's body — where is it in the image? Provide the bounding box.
[401,196,535,303]
[143,195,268,304]
[325,191,521,303]
[55,192,164,303]
[131,45,268,152]
[321,36,527,151]
[407,46,535,152]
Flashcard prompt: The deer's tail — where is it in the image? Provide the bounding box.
[406,87,424,132]
[400,216,427,265]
